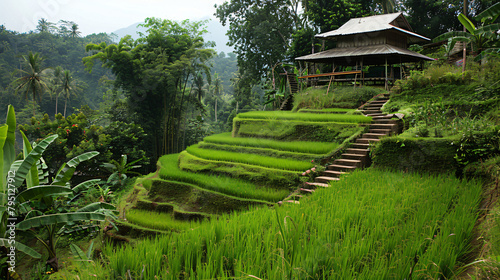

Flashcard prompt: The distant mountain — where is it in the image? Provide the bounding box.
[112,17,235,55]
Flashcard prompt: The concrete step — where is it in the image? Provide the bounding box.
[315,176,340,184]
[327,164,358,172]
[364,106,383,110]
[350,143,370,149]
[371,114,394,120]
[368,123,397,129]
[322,170,346,178]
[304,182,329,188]
[356,138,380,144]
[362,109,382,114]
[370,100,388,104]
[369,128,392,134]
[362,133,387,139]
[333,158,363,167]
[300,188,315,194]
[366,113,388,117]
[341,153,367,161]
[372,119,399,124]
[345,148,369,155]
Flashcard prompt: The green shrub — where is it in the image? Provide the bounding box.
[292,86,385,110]
[371,136,460,174]
[233,119,361,142]
[203,132,338,154]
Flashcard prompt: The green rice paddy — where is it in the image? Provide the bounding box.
[203,132,339,154]
[98,169,482,279]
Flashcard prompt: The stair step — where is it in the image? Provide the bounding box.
[334,158,363,167]
[346,148,369,155]
[341,153,367,161]
[362,110,382,114]
[300,188,315,194]
[368,123,397,128]
[370,100,388,104]
[304,182,329,188]
[373,119,399,124]
[362,133,387,139]
[315,176,340,184]
[369,129,392,134]
[322,170,346,177]
[284,200,300,204]
[350,143,370,149]
[356,138,380,144]
[371,115,393,119]
[366,113,388,117]
[327,164,358,172]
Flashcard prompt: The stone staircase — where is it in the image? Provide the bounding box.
[280,93,400,202]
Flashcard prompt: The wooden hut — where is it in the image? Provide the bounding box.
[296,13,434,89]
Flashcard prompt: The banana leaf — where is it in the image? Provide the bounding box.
[458,13,476,35]
[70,243,88,261]
[0,125,8,196]
[3,105,16,187]
[17,212,106,231]
[52,152,99,186]
[73,179,101,193]
[0,238,41,259]
[433,31,471,43]
[12,134,58,189]
[20,131,39,189]
[475,2,500,24]
[16,185,73,203]
[76,202,115,212]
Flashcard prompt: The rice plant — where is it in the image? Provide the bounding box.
[236,111,371,123]
[198,142,322,161]
[186,144,313,171]
[157,153,290,202]
[125,209,201,231]
[203,132,339,154]
[85,169,482,279]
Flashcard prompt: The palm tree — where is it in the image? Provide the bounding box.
[69,23,81,38]
[60,70,82,117]
[13,52,50,116]
[211,73,223,123]
[48,66,63,115]
[36,18,56,33]
[375,0,396,14]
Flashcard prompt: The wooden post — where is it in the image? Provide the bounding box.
[385,57,388,90]
[361,58,364,86]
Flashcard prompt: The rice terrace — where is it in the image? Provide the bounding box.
[1,1,500,279]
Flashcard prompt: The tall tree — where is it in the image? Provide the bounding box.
[403,0,497,39]
[84,18,215,162]
[49,66,63,115]
[215,0,299,83]
[211,73,223,123]
[13,52,50,116]
[36,18,56,34]
[59,70,82,117]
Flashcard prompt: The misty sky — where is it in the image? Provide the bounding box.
[0,0,227,35]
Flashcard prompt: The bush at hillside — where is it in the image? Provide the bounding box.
[292,86,385,110]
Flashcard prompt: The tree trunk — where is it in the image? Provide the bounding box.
[215,98,218,123]
[64,97,68,118]
[55,94,58,115]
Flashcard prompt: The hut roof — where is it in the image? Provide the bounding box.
[295,44,435,65]
[315,13,430,44]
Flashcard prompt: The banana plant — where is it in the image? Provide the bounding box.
[102,154,142,190]
[0,105,113,273]
[13,151,112,272]
[433,3,500,60]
